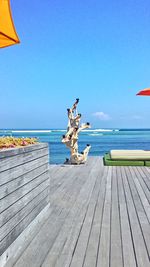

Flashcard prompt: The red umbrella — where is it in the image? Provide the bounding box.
[136,88,150,96]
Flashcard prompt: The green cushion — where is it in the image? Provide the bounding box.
[144,161,150,166]
[103,153,145,166]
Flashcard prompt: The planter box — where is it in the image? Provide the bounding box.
[0,143,50,257]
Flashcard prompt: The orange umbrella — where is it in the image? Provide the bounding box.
[0,0,20,48]
[136,88,150,96]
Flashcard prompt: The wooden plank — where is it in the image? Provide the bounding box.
[0,155,48,186]
[12,160,90,267]
[0,163,49,200]
[135,167,150,201]
[0,143,48,159]
[0,204,51,267]
[0,186,49,242]
[50,161,94,206]
[49,158,102,267]
[0,196,49,256]
[12,203,67,266]
[13,158,99,267]
[121,167,150,267]
[144,166,150,178]
[0,148,48,173]
[109,166,123,267]
[2,158,149,267]
[49,164,85,217]
[127,167,150,257]
[0,176,49,228]
[50,165,74,196]
[64,158,103,267]
[49,164,83,219]
[82,163,108,267]
[140,167,150,189]
[133,167,150,221]
[50,166,75,202]
[97,166,112,267]
[50,159,96,216]
[49,165,64,183]
[117,167,136,267]
[0,171,49,214]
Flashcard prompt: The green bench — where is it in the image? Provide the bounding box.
[103,152,150,166]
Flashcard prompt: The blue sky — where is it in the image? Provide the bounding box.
[0,0,150,129]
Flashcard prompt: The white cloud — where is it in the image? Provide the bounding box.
[92,111,111,121]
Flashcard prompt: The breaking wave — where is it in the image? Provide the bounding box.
[11,130,52,133]
[83,129,119,132]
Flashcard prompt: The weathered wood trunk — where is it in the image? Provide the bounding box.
[0,143,50,257]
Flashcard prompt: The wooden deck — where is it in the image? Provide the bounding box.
[6,157,150,267]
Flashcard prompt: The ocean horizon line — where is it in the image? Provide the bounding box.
[1,128,150,134]
[1,128,150,131]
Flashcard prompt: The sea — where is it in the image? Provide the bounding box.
[1,129,150,164]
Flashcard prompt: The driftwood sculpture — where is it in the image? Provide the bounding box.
[62,98,91,164]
